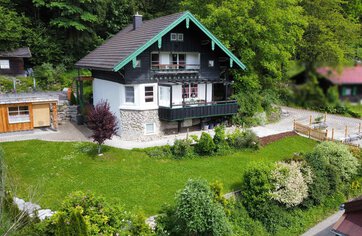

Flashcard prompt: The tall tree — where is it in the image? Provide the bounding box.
[298,0,360,70]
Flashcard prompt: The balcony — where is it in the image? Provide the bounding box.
[159,100,238,121]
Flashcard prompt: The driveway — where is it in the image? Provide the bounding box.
[0,106,361,148]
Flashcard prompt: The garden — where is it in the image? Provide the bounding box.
[1,129,362,235]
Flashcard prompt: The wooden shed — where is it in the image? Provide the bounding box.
[0,47,32,76]
[0,92,58,133]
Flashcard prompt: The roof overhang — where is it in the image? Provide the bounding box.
[113,11,246,72]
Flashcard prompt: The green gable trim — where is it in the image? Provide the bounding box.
[113,11,246,72]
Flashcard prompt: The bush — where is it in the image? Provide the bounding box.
[270,161,313,208]
[171,139,193,159]
[307,142,359,182]
[43,191,152,235]
[228,129,260,150]
[145,145,172,159]
[174,179,231,235]
[194,132,216,156]
[213,125,230,154]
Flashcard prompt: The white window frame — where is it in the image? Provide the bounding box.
[125,86,135,104]
[177,33,184,41]
[145,123,156,135]
[145,86,154,103]
[170,33,177,41]
[0,60,10,69]
[8,105,30,124]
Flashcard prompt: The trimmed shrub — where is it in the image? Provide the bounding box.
[270,161,313,208]
[145,145,172,159]
[307,142,359,182]
[174,179,231,235]
[171,139,193,159]
[228,129,260,150]
[194,132,216,156]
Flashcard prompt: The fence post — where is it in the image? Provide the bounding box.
[324,112,327,123]
[345,126,348,139]
[332,128,334,141]
[325,129,328,141]
[359,123,361,133]
[293,119,296,131]
[309,115,312,125]
[308,129,311,138]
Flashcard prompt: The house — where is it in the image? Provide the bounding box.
[332,196,362,236]
[0,92,58,133]
[316,65,362,103]
[0,47,32,77]
[76,11,246,141]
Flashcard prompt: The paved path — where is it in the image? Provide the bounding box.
[1,107,361,148]
[301,210,344,236]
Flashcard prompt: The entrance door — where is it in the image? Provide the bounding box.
[33,103,50,127]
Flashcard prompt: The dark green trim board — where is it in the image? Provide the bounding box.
[113,11,246,72]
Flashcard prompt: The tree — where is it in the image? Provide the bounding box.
[298,0,360,70]
[0,6,28,52]
[87,101,118,155]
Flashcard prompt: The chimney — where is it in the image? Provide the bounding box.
[133,12,142,30]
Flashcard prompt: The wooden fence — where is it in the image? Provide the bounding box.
[293,121,328,141]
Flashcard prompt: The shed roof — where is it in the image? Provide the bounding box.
[0,92,59,105]
[317,65,362,85]
[332,196,362,236]
[76,11,246,71]
[0,47,32,58]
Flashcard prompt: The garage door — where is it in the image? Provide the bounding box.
[33,103,50,127]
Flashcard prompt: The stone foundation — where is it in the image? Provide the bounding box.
[119,109,162,141]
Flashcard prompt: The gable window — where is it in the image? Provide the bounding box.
[8,106,30,123]
[0,60,10,69]
[145,86,154,102]
[208,60,214,67]
[177,33,184,41]
[170,33,177,41]
[145,123,155,134]
[125,86,135,103]
[182,83,198,98]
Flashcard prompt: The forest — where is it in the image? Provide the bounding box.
[1,0,361,121]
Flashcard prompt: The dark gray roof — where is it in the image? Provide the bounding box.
[0,47,31,58]
[75,12,186,71]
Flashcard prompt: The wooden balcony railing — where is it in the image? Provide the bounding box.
[151,64,200,70]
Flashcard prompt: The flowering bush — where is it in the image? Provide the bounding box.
[270,161,313,208]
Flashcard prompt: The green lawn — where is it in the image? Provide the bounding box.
[349,104,362,117]
[1,136,316,215]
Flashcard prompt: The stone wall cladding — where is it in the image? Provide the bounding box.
[119,109,162,141]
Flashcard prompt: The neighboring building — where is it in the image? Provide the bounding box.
[316,65,362,103]
[76,11,246,141]
[0,92,58,133]
[0,47,32,77]
[332,196,362,236]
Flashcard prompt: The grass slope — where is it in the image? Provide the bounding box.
[1,136,316,215]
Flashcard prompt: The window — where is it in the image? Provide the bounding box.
[171,53,186,69]
[151,53,159,69]
[145,123,155,134]
[182,83,198,98]
[135,59,141,68]
[125,86,134,103]
[159,86,170,107]
[177,33,184,41]
[0,60,10,69]
[8,106,30,123]
[145,86,154,102]
[170,33,183,42]
[208,60,214,67]
[170,33,177,41]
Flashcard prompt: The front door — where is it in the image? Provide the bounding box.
[33,103,50,127]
